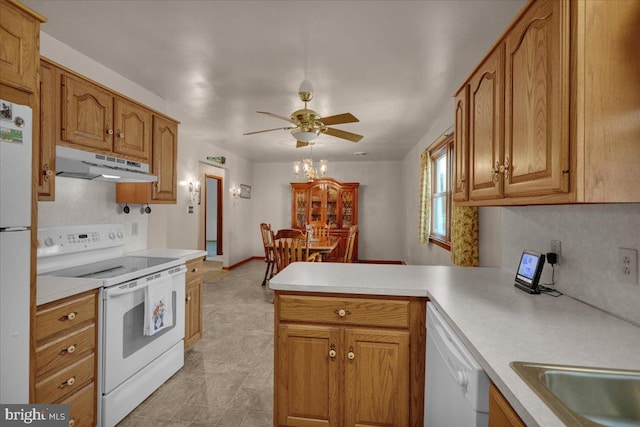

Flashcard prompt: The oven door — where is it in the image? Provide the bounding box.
[102,265,186,394]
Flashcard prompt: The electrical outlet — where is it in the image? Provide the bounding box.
[618,248,638,285]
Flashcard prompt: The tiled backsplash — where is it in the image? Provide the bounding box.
[38,177,148,253]
[502,204,640,325]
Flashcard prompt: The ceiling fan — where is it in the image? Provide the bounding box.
[243,80,363,148]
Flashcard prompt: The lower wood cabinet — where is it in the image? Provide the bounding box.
[34,289,98,427]
[274,292,426,427]
[184,257,204,349]
[489,382,526,427]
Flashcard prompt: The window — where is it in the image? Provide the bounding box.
[419,133,453,250]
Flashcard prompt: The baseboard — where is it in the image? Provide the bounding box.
[224,257,258,270]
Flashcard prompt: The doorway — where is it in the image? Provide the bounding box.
[205,175,223,260]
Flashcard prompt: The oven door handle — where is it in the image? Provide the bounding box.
[103,265,186,299]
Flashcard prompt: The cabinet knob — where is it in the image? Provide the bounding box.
[59,376,75,388]
[192,268,198,273]
[334,309,351,317]
[64,344,76,354]
[43,164,54,182]
[118,132,125,139]
[186,295,192,302]
[329,349,336,359]
[64,312,77,321]
[69,418,75,427]
[106,128,114,135]
[348,351,355,360]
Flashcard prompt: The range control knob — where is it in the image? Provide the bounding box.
[44,237,54,247]
[108,231,116,240]
[117,230,124,239]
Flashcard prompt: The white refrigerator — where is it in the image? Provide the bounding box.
[0,99,32,403]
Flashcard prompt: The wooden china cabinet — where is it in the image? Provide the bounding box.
[291,178,359,261]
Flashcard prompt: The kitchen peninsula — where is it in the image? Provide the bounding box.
[269,262,640,427]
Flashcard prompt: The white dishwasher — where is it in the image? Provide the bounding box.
[425,302,490,427]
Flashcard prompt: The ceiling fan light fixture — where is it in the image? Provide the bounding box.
[298,80,314,102]
[291,128,319,143]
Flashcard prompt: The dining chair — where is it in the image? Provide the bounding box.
[309,221,330,240]
[343,224,358,263]
[259,223,276,286]
[273,237,321,273]
[274,228,306,240]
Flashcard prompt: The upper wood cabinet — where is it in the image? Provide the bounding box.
[60,72,152,163]
[38,60,56,201]
[0,0,46,94]
[468,45,505,201]
[453,85,469,202]
[503,0,569,199]
[455,0,640,205]
[151,115,178,202]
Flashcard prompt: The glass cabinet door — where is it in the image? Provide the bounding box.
[293,188,308,228]
[310,184,324,223]
[341,189,355,228]
[326,185,339,228]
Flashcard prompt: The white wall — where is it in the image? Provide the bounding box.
[252,160,405,261]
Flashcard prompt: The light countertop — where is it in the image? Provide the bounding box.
[37,248,206,306]
[269,262,640,427]
[126,248,207,262]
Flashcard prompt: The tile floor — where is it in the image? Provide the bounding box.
[118,260,275,427]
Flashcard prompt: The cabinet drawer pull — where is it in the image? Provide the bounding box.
[118,132,125,139]
[62,344,76,354]
[329,344,337,360]
[63,312,77,321]
[334,309,351,317]
[69,418,75,427]
[348,351,355,360]
[43,164,54,182]
[59,376,76,388]
[106,128,114,135]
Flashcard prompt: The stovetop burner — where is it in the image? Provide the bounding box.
[43,256,178,280]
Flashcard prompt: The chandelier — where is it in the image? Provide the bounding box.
[293,145,328,181]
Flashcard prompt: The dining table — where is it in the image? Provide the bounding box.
[306,235,341,259]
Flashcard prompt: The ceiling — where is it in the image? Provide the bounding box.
[24,0,526,163]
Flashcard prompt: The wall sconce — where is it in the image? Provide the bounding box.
[189,181,201,205]
[230,185,241,199]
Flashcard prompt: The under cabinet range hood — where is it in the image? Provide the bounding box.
[56,146,158,183]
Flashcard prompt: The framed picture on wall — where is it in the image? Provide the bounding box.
[240,184,251,199]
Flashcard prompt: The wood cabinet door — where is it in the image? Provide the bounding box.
[489,383,526,427]
[469,45,504,201]
[113,97,151,162]
[504,0,569,198]
[344,328,410,427]
[61,73,113,151]
[184,278,202,349]
[0,0,40,93]
[151,116,177,201]
[292,187,308,228]
[453,85,469,202]
[339,188,356,229]
[38,61,56,201]
[325,183,339,228]
[277,324,340,427]
[309,183,326,224]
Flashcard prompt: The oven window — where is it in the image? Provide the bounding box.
[122,291,177,358]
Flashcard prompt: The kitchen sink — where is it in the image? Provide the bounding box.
[511,361,640,427]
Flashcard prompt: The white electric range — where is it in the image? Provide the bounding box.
[37,224,187,427]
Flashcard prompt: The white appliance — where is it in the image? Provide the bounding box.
[425,302,490,427]
[56,145,158,182]
[37,224,186,427]
[0,99,32,404]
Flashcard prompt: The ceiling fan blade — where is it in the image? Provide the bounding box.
[296,141,310,148]
[257,111,292,122]
[323,127,364,142]
[243,126,295,136]
[320,112,359,126]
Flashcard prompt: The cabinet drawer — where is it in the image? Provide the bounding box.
[62,382,96,427]
[36,292,96,342]
[35,354,94,403]
[279,295,410,328]
[186,258,204,283]
[35,324,95,379]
